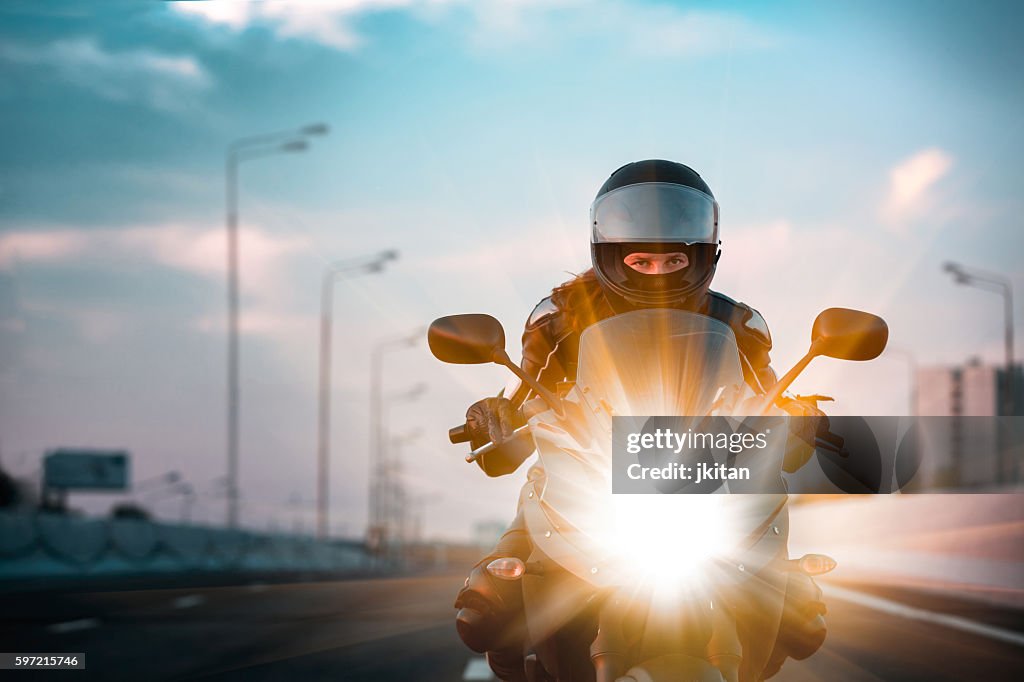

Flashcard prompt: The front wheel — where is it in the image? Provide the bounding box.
[617,654,726,682]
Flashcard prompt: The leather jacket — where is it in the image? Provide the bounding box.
[508,270,777,406]
[474,270,781,476]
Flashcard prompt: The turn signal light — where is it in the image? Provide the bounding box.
[486,557,526,581]
[798,553,837,576]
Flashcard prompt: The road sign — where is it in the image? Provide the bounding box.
[43,450,130,491]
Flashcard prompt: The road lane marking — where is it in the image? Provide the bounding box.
[463,656,494,680]
[827,584,1024,648]
[172,594,206,609]
[47,618,99,634]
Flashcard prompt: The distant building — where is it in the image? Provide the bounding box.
[915,360,1022,488]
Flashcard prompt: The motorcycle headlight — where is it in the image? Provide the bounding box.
[605,494,730,591]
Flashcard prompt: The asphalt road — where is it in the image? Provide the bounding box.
[2,573,1021,681]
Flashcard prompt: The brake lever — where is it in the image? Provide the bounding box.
[465,424,532,463]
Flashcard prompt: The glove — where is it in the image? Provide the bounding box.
[778,395,830,473]
[465,397,524,450]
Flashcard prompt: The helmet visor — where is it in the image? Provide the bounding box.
[591,182,719,245]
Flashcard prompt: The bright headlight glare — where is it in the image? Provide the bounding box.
[605,494,730,589]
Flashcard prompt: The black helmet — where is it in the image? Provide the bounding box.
[590,159,721,307]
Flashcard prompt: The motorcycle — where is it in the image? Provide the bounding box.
[429,307,888,681]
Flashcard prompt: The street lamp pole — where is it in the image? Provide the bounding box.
[225,151,240,530]
[369,330,424,544]
[384,429,422,545]
[379,387,425,544]
[944,262,1017,485]
[316,251,399,539]
[943,262,1016,413]
[225,123,329,530]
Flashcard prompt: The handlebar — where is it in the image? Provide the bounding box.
[815,429,847,457]
[464,424,532,464]
[449,423,471,444]
[466,441,496,463]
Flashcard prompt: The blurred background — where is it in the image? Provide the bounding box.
[1,0,1021,539]
[0,1,1021,679]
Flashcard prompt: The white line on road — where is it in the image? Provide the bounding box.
[463,656,494,680]
[827,584,1024,648]
[172,594,207,610]
[47,618,99,634]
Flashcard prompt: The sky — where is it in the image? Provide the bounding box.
[1,0,1022,539]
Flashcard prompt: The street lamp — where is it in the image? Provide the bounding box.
[225,123,328,530]
[228,122,329,154]
[383,428,422,546]
[369,329,425,542]
[943,262,1018,484]
[942,262,1015,414]
[380,382,427,468]
[378,385,427,545]
[316,250,400,539]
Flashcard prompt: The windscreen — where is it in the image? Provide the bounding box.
[527,310,764,578]
[574,308,745,419]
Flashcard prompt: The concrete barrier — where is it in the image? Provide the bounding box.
[0,511,374,583]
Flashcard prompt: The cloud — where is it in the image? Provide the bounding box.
[170,0,778,56]
[719,219,794,279]
[1,224,314,342]
[115,225,309,286]
[21,302,128,344]
[607,6,779,57]
[172,0,424,50]
[0,38,212,111]
[191,309,314,336]
[419,216,587,279]
[881,147,954,229]
[0,224,309,301]
[0,230,91,268]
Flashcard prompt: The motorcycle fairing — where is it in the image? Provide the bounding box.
[510,309,795,680]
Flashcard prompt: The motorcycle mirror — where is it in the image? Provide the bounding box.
[429,312,566,418]
[757,307,888,416]
[428,314,506,365]
[810,308,888,361]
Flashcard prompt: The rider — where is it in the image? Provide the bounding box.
[454,159,827,680]
[466,159,807,470]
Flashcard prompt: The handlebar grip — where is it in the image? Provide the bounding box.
[449,424,471,444]
[815,430,847,457]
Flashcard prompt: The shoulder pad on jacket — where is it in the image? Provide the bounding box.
[708,290,740,308]
[743,306,772,348]
[707,291,771,348]
[526,296,559,330]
